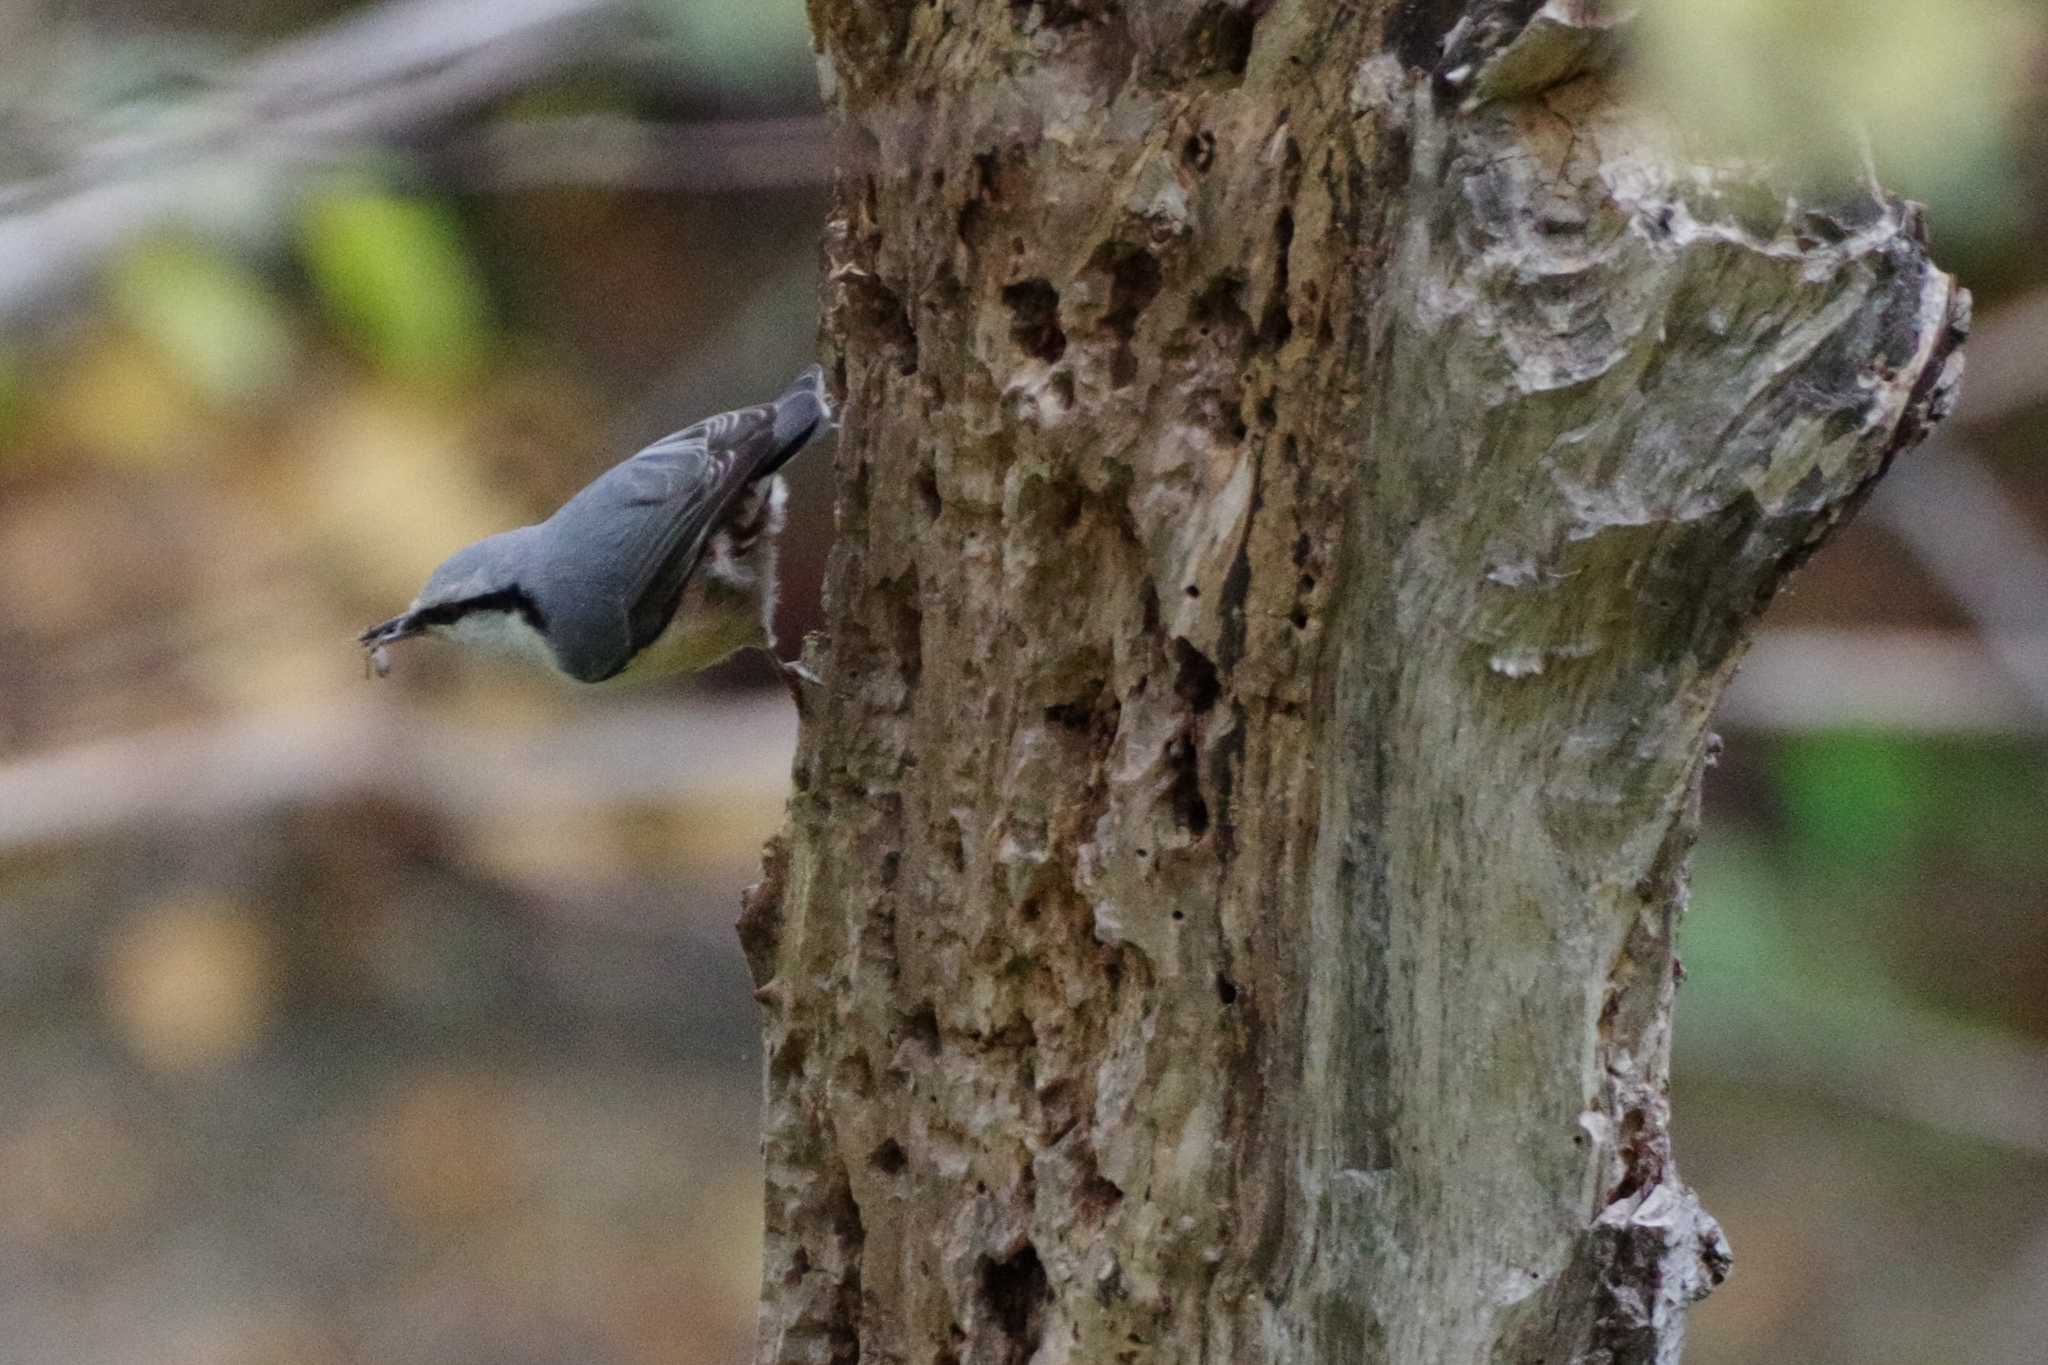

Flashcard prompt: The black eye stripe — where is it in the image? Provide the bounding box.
[418,587,548,633]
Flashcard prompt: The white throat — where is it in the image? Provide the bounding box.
[440,608,563,676]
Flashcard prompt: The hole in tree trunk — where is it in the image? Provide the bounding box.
[978,1245,1049,1357]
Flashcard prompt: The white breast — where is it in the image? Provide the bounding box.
[441,609,565,675]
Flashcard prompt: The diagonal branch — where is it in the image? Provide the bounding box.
[0,0,631,321]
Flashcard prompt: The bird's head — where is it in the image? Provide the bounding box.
[359,530,548,676]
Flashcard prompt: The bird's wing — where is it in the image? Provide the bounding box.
[611,371,829,670]
[536,369,825,682]
[613,404,784,656]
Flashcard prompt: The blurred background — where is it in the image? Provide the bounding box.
[0,1,2037,1362]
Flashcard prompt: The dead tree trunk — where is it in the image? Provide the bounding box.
[742,3,1966,1362]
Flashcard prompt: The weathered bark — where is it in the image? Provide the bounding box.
[743,3,1967,1363]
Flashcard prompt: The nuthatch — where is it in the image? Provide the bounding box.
[359,365,829,696]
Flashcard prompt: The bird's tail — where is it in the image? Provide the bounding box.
[768,364,832,460]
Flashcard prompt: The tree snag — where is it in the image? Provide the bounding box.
[743,2,1967,1362]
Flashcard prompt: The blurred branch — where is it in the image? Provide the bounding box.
[0,0,633,321]
[1685,989,2048,1159]
[1952,287,2048,428]
[1722,627,2048,735]
[0,693,797,856]
[69,0,628,177]
[1868,441,2048,725]
[1969,1218,2048,1364]
[438,113,831,193]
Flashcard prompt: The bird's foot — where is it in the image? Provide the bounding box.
[770,653,822,714]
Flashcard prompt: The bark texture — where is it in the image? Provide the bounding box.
[743,2,1967,1362]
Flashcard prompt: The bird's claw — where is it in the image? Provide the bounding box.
[770,654,821,714]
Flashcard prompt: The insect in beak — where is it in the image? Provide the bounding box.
[358,613,421,680]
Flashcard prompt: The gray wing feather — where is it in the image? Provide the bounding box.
[536,369,824,681]
[615,406,780,652]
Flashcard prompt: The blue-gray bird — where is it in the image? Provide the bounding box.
[359,365,829,695]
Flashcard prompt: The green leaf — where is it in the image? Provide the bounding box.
[299,183,490,382]
[107,238,295,404]
[0,345,24,447]
[1771,730,1932,867]
[1920,740,2048,873]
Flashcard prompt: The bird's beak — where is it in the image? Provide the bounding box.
[359,612,424,680]
[358,612,423,647]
